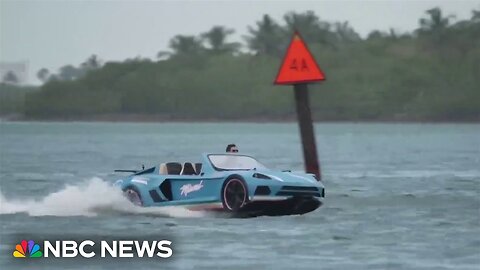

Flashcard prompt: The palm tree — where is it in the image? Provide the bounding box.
[416,7,456,51]
[418,7,454,33]
[333,21,361,43]
[59,65,82,81]
[158,35,205,59]
[201,26,240,55]
[2,71,18,84]
[244,14,283,56]
[283,11,335,46]
[36,68,50,83]
[81,54,101,70]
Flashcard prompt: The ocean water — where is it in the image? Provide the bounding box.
[0,122,479,269]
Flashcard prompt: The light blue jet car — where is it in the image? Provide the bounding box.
[115,153,325,217]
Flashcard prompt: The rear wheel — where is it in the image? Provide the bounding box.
[221,177,248,212]
[124,187,143,206]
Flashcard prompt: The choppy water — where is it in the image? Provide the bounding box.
[0,122,479,269]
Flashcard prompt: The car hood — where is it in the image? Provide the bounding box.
[241,169,323,187]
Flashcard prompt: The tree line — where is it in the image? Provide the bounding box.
[2,8,479,121]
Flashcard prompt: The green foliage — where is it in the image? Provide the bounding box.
[201,26,241,55]
[23,9,480,121]
[36,54,101,84]
[2,71,19,84]
[0,84,37,115]
[283,11,337,46]
[245,14,285,57]
[36,68,50,82]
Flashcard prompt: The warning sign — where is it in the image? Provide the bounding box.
[274,31,326,85]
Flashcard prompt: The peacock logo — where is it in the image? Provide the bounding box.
[13,240,43,258]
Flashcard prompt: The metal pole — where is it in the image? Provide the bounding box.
[293,83,321,180]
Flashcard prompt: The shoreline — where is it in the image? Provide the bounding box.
[1,113,479,124]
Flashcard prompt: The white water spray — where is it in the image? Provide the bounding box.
[0,177,205,218]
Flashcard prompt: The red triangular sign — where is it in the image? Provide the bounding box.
[274,32,326,85]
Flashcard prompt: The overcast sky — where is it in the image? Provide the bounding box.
[1,0,478,84]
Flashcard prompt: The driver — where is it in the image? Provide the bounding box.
[226,144,238,153]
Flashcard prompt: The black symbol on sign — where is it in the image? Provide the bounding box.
[290,58,309,71]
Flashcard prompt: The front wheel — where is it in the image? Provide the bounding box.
[124,187,143,206]
[221,176,248,212]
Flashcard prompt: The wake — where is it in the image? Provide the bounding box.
[0,177,205,218]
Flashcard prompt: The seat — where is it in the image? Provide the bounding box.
[159,163,168,174]
[181,162,196,175]
[165,162,182,175]
[195,163,202,175]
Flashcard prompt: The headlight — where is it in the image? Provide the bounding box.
[309,174,320,181]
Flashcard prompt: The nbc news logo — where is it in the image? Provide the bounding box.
[13,240,43,258]
[12,239,173,258]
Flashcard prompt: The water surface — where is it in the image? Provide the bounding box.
[1,122,479,269]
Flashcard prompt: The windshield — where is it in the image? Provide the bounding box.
[208,154,266,171]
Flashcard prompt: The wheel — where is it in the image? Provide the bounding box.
[124,187,143,206]
[221,176,248,212]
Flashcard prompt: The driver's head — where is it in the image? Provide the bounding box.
[226,144,238,153]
